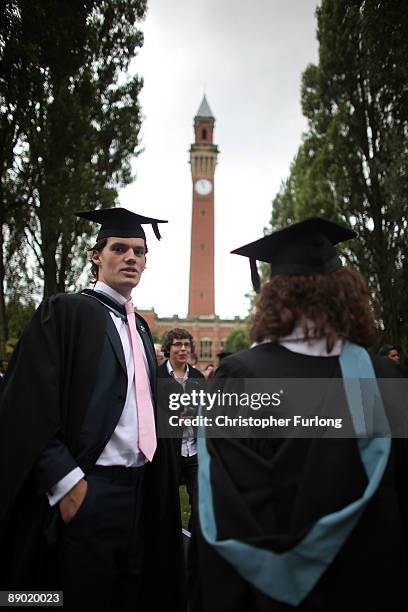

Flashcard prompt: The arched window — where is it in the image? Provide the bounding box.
[201,128,207,140]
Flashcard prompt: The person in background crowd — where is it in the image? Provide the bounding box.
[0,358,8,376]
[188,352,199,368]
[203,363,215,381]
[216,351,232,368]
[154,343,165,366]
[158,329,204,531]
[0,357,7,394]
[192,218,408,612]
[378,343,400,364]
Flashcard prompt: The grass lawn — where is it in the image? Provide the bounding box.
[180,485,191,530]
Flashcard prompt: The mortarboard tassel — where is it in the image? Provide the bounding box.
[152,222,161,240]
[250,258,261,293]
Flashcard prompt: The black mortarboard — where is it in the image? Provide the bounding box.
[75,207,167,249]
[217,351,232,361]
[231,217,357,293]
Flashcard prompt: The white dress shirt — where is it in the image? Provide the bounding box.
[166,360,197,458]
[47,281,150,506]
[269,321,344,357]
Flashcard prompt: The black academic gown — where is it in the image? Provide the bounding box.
[0,291,185,611]
[191,342,408,612]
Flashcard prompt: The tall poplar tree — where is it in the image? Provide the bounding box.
[0,0,147,351]
[271,0,408,351]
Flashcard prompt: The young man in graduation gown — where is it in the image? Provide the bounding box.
[192,218,408,612]
[0,208,185,611]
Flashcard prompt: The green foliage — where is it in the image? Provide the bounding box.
[270,0,408,354]
[0,0,147,349]
[224,326,249,353]
[179,485,190,531]
[150,330,160,344]
[4,297,36,353]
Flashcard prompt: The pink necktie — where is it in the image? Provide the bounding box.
[125,300,157,462]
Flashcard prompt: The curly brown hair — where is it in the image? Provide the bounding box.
[162,328,195,358]
[250,267,377,351]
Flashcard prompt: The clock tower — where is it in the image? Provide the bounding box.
[188,95,219,317]
[137,97,245,366]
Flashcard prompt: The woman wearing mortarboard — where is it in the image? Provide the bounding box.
[191,218,408,611]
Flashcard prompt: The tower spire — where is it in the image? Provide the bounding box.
[188,96,219,317]
[195,94,214,119]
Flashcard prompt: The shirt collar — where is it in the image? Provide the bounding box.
[166,359,189,381]
[94,281,128,306]
[256,320,343,357]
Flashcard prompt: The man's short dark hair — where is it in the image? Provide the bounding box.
[162,328,195,358]
[378,344,399,357]
[88,238,108,281]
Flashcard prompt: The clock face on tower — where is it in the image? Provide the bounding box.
[194,178,213,196]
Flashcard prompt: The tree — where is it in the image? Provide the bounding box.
[0,0,147,351]
[270,0,408,353]
[4,296,36,355]
[224,327,249,353]
[0,1,45,353]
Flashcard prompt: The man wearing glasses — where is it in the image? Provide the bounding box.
[158,329,204,531]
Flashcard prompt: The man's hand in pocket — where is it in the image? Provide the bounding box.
[59,478,88,524]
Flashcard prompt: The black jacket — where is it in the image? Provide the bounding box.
[0,292,185,611]
[157,361,205,461]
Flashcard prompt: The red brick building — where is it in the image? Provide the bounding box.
[140,96,246,368]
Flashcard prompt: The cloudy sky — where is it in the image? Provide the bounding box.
[120,0,320,318]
